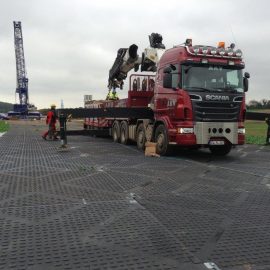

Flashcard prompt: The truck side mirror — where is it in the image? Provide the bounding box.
[244,72,250,79]
[243,77,249,92]
[163,73,172,88]
[163,66,172,74]
[163,65,176,74]
[243,72,250,92]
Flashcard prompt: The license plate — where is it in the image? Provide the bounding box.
[209,140,225,145]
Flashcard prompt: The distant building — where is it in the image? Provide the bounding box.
[84,95,92,107]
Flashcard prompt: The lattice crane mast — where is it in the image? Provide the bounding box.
[13,21,29,113]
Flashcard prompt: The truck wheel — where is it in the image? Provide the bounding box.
[112,121,120,143]
[209,145,232,156]
[120,121,129,145]
[136,123,146,151]
[155,125,170,156]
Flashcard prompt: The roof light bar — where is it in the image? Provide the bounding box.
[185,42,243,59]
[227,48,234,56]
[235,49,242,57]
[210,47,217,55]
[202,46,208,55]
[193,47,200,54]
[218,48,225,56]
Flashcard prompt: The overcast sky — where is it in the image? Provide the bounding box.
[0,0,269,109]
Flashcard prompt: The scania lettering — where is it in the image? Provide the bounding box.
[205,95,230,101]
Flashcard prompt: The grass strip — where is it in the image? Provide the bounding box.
[245,120,268,145]
[0,121,9,132]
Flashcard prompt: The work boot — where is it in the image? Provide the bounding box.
[53,137,59,140]
[42,136,47,140]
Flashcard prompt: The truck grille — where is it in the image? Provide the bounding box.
[192,101,241,122]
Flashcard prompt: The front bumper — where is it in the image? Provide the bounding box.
[169,122,244,146]
[194,122,238,145]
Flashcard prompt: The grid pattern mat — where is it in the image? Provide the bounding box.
[0,120,270,270]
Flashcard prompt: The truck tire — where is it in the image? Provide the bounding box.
[155,124,170,156]
[209,144,232,156]
[112,121,120,143]
[120,121,129,145]
[136,123,146,151]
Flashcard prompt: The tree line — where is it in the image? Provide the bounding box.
[247,99,270,110]
[0,101,13,113]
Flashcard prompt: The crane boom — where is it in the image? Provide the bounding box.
[13,21,29,113]
[107,33,165,91]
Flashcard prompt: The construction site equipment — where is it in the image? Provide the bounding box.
[13,21,28,114]
[107,33,165,93]
[61,34,250,156]
[8,21,40,118]
[59,114,67,147]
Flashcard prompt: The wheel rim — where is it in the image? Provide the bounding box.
[157,133,164,149]
[113,127,118,141]
[121,128,126,142]
[136,126,146,150]
[138,131,144,145]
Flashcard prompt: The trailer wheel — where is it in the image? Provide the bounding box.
[112,121,120,143]
[155,124,170,156]
[120,121,129,145]
[209,145,232,156]
[136,123,146,151]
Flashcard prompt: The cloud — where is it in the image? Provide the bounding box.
[0,0,269,108]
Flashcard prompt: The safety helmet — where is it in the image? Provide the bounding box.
[51,104,56,108]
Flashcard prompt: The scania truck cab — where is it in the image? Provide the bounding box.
[153,40,249,155]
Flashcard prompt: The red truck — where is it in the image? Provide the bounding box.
[84,37,249,156]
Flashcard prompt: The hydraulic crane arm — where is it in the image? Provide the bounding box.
[108,44,141,90]
[107,33,165,90]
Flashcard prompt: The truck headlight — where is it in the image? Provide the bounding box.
[238,128,245,134]
[178,128,194,134]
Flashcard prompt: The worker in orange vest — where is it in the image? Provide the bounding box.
[42,104,59,140]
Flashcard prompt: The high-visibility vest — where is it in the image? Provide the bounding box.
[110,92,115,99]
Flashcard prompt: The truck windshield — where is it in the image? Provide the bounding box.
[182,64,244,93]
